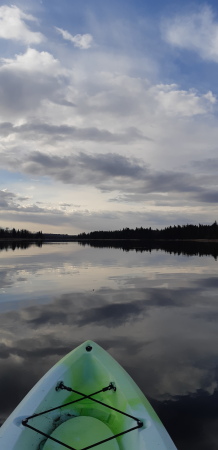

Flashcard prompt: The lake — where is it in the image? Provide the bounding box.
[0,241,218,449]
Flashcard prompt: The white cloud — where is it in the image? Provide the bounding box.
[0,48,67,118]
[162,5,218,62]
[0,5,44,44]
[1,47,63,74]
[55,27,93,49]
[152,84,216,117]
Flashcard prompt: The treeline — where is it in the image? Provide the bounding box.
[78,222,218,240]
[0,228,78,242]
[0,227,43,239]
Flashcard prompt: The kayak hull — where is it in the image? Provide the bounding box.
[0,340,177,449]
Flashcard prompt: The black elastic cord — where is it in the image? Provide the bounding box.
[59,383,141,423]
[24,420,142,450]
[22,382,143,450]
[23,422,77,450]
[81,424,142,450]
[23,386,108,421]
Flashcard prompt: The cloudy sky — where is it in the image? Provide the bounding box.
[1,0,218,234]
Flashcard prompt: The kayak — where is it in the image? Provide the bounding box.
[0,340,177,449]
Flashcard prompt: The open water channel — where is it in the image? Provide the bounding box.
[0,241,218,449]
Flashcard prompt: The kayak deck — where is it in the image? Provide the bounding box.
[0,341,177,449]
[22,377,143,449]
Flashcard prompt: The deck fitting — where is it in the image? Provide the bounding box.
[86,345,92,352]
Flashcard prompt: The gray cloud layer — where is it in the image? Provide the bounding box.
[1,151,216,203]
[0,121,149,144]
[1,151,147,185]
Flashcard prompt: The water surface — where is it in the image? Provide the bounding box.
[0,242,218,449]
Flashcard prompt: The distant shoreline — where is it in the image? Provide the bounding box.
[1,223,218,242]
[1,237,218,243]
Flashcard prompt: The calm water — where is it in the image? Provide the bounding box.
[0,242,218,449]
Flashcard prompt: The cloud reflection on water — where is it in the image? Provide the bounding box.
[0,243,218,449]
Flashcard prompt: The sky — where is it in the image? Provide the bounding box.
[0,0,218,234]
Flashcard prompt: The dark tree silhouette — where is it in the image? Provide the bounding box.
[78,222,218,241]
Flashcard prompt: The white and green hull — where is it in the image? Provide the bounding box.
[0,341,177,449]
